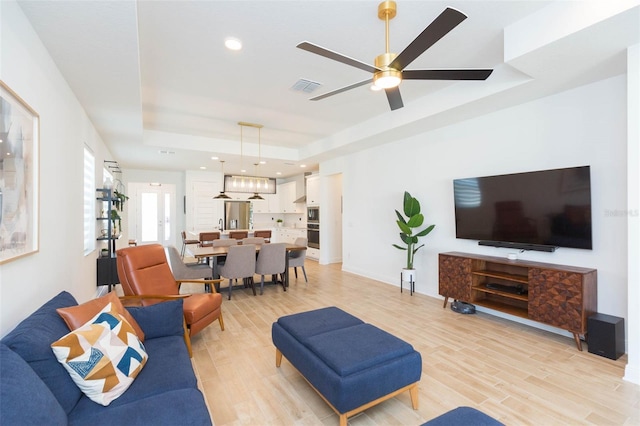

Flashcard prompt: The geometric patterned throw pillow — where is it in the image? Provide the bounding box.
[51,302,148,406]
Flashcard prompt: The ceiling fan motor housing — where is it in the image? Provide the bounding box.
[374,53,401,88]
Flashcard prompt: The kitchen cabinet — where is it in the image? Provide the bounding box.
[272,228,306,244]
[266,192,280,213]
[306,175,320,206]
[251,197,269,213]
[306,247,319,260]
[278,181,302,213]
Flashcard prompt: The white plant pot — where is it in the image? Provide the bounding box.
[402,268,416,282]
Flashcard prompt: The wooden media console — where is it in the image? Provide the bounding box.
[438,252,597,350]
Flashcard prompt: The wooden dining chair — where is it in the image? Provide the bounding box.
[199,231,221,247]
[253,230,271,242]
[228,230,248,239]
[198,232,221,264]
[181,230,200,258]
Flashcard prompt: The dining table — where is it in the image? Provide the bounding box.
[188,243,307,292]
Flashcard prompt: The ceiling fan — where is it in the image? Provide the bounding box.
[297,1,493,111]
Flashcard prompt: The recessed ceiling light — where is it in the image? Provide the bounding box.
[300,164,307,168]
[211,156,218,160]
[224,37,242,51]
[276,172,282,175]
[200,166,206,170]
[259,160,266,165]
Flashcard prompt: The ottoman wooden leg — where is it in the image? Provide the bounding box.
[409,383,419,409]
[339,414,347,426]
[275,348,283,367]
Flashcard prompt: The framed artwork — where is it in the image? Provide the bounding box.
[0,81,39,264]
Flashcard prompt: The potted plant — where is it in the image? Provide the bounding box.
[276,218,284,227]
[113,189,129,211]
[109,209,121,235]
[392,191,435,283]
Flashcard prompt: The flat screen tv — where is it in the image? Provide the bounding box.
[453,166,592,251]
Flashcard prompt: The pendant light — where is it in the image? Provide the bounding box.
[213,160,231,199]
[248,163,264,200]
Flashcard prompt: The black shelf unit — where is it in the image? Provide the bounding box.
[96,188,120,288]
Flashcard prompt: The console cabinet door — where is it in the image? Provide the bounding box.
[528,268,585,332]
[438,254,472,302]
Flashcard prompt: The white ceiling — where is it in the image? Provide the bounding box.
[16,1,639,178]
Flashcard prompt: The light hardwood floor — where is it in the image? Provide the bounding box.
[180,260,640,426]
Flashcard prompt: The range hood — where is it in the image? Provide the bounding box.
[294,195,306,203]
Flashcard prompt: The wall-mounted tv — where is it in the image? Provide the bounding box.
[453,166,592,252]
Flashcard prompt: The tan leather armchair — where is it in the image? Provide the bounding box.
[116,244,224,356]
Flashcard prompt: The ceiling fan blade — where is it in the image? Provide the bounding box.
[385,87,404,110]
[297,41,380,74]
[390,8,467,71]
[310,79,372,101]
[402,69,493,80]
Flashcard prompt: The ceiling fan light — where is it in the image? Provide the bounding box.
[224,37,242,51]
[373,69,402,89]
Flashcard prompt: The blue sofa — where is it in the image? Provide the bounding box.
[0,291,212,426]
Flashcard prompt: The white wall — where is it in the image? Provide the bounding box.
[0,1,114,335]
[624,44,639,384]
[338,75,627,313]
[327,75,632,359]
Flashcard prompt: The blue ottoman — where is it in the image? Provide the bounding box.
[423,407,504,425]
[272,307,422,426]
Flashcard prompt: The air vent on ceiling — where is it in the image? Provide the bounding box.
[291,78,322,94]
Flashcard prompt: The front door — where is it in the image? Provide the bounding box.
[129,183,176,246]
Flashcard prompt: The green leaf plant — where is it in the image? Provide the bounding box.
[109,209,121,235]
[392,191,435,270]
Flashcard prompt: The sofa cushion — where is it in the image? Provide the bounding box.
[0,291,83,414]
[276,306,363,343]
[57,291,145,341]
[125,299,184,340]
[0,343,67,425]
[51,304,148,406]
[71,334,197,415]
[68,388,212,426]
[304,323,415,376]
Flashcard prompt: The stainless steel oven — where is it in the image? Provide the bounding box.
[307,206,319,224]
[307,223,320,249]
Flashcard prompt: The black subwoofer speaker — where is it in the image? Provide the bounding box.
[587,313,625,360]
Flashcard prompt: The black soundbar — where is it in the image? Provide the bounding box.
[478,240,557,252]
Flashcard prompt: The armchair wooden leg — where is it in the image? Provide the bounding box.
[218,313,225,331]
[275,348,283,367]
[183,319,193,358]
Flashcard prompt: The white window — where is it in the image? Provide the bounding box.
[83,146,95,255]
